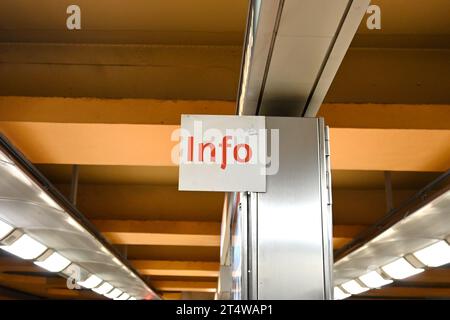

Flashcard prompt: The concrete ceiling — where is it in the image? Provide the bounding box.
[0,0,449,299]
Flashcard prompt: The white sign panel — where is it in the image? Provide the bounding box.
[178,115,266,192]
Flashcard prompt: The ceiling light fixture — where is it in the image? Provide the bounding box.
[341,280,369,295]
[334,286,351,300]
[92,282,114,295]
[115,293,130,300]
[104,288,123,299]
[78,274,103,289]
[359,270,393,288]
[381,257,424,280]
[34,250,72,272]
[413,240,450,267]
[0,136,156,300]
[0,232,47,260]
[0,219,13,240]
[334,172,449,297]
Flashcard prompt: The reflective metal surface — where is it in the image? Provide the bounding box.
[304,0,370,116]
[334,174,450,286]
[237,0,369,117]
[237,0,283,116]
[256,117,332,299]
[0,136,155,299]
[248,191,258,300]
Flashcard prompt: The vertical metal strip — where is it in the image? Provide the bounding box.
[240,192,248,300]
[318,119,334,299]
[247,191,258,300]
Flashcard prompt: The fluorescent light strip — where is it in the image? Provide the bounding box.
[128,297,137,301]
[34,251,71,272]
[413,240,450,267]
[1,234,47,260]
[93,282,114,295]
[115,293,130,300]
[334,287,351,300]
[381,257,424,280]
[359,271,393,288]
[78,274,103,289]
[0,219,13,240]
[105,288,122,299]
[341,280,369,295]
[0,144,154,300]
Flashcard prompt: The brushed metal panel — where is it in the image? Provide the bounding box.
[257,117,330,299]
[237,0,368,117]
[259,0,350,116]
[248,191,258,300]
[305,0,371,116]
[277,0,349,37]
[237,0,283,116]
[259,36,332,116]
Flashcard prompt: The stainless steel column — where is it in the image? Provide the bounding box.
[253,117,333,299]
[224,117,333,300]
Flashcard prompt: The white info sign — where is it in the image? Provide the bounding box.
[178,115,266,192]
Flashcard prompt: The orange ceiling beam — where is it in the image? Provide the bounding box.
[2,97,449,129]
[91,219,361,248]
[92,220,221,235]
[0,96,235,125]
[131,260,220,277]
[93,220,221,247]
[1,121,449,171]
[0,121,178,166]
[331,128,450,172]
[102,232,220,247]
[152,280,217,293]
[318,103,450,130]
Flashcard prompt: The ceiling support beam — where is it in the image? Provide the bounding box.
[152,280,217,293]
[131,260,219,277]
[0,96,235,125]
[91,219,365,249]
[330,128,450,172]
[2,97,448,129]
[1,121,449,171]
[0,43,241,100]
[92,220,221,247]
[325,48,450,104]
[318,103,450,130]
[0,122,178,166]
